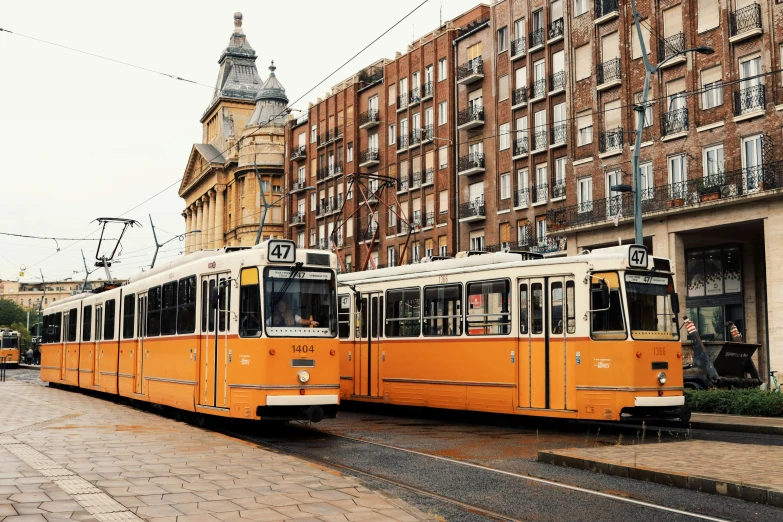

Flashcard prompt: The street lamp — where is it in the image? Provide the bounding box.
[630,0,714,246]
[254,186,315,245]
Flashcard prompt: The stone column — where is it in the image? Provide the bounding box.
[193,201,202,251]
[764,208,783,377]
[207,190,216,249]
[201,194,210,250]
[214,185,226,249]
[182,210,190,254]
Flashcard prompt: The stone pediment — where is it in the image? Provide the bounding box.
[179,144,226,196]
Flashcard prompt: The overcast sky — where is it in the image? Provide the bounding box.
[0,0,479,284]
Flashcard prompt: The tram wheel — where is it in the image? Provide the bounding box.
[678,405,692,425]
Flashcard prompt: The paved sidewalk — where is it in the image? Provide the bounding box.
[0,382,430,522]
[539,440,783,507]
[690,412,783,435]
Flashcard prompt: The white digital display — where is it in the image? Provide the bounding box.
[267,240,296,263]
[267,269,331,281]
[628,245,648,268]
[625,274,668,285]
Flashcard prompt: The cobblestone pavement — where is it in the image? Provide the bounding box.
[0,382,431,522]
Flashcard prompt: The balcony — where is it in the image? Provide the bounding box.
[412,211,422,228]
[397,94,408,112]
[410,130,422,147]
[547,161,783,231]
[290,180,308,193]
[529,28,545,51]
[359,109,380,129]
[458,198,486,222]
[550,124,566,148]
[596,57,621,91]
[458,106,485,130]
[423,168,434,186]
[551,180,566,200]
[532,130,547,153]
[332,125,344,141]
[733,85,766,119]
[397,135,409,152]
[336,235,344,248]
[409,87,421,107]
[359,148,380,168]
[532,183,548,205]
[548,18,564,43]
[513,137,529,159]
[657,33,686,68]
[594,0,619,24]
[423,211,435,228]
[289,212,306,227]
[512,87,527,109]
[457,57,484,85]
[661,108,689,139]
[397,177,409,192]
[422,81,433,100]
[549,71,566,95]
[317,238,330,250]
[457,152,485,176]
[365,191,379,205]
[421,125,434,144]
[514,188,529,208]
[358,65,384,86]
[290,145,306,160]
[530,236,567,255]
[599,127,624,155]
[530,79,546,101]
[316,162,343,181]
[511,37,526,60]
[730,3,762,43]
[411,171,422,189]
[362,225,379,242]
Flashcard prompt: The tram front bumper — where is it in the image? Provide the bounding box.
[266,394,339,406]
[633,395,685,407]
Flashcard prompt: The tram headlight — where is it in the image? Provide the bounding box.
[657,372,667,385]
[297,370,310,383]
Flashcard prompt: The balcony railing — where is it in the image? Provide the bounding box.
[599,127,624,153]
[511,37,526,57]
[458,152,485,174]
[530,236,567,254]
[398,177,409,191]
[512,87,527,106]
[397,94,408,111]
[412,211,422,227]
[421,125,434,143]
[424,168,434,185]
[422,81,433,99]
[398,135,409,150]
[730,3,762,38]
[595,0,619,20]
[458,106,485,127]
[551,180,566,200]
[530,79,546,100]
[597,57,621,86]
[658,32,685,64]
[548,18,564,41]
[532,183,548,205]
[550,124,566,146]
[291,180,307,192]
[362,225,378,241]
[290,212,306,226]
[424,211,435,227]
[317,238,329,250]
[733,84,765,115]
[532,130,547,151]
[358,109,380,128]
[513,137,529,157]
[457,57,484,83]
[316,162,343,181]
[661,107,689,136]
[514,188,529,207]
[412,171,422,188]
[290,145,306,160]
[410,130,422,147]
[358,66,384,85]
[549,71,566,93]
[458,198,486,220]
[409,87,421,106]
[359,148,380,165]
[547,161,783,230]
[529,28,545,49]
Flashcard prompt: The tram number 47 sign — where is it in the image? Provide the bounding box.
[628,245,648,268]
[267,240,296,263]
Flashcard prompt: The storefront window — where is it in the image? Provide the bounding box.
[685,246,743,341]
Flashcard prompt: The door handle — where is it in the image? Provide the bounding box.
[511,351,515,363]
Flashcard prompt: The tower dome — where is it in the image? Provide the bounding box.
[246,61,289,127]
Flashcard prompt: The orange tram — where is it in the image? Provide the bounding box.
[1,329,21,366]
[40,240,340,423]
[337,244,690,423]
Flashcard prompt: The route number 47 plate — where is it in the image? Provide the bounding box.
[267,239,296,263]
[628,245,648,268]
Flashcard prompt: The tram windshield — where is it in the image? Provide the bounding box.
[625,273,679,340]
[263,268,336,337]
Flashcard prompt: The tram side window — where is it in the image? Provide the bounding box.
[239,267,261,337]
[41,315,48,344]
[53,312,62,342]
[123,294,135,339]
[82,306,92,342]
[67,308,78,342]
[385,288,421,337]
[178,276,197,334]
[338,294,351,338]
[566,281,576,334]
[591,279,626,339]
[531,283,543,334]
[423,284,462,336]
[467,280,510,335]
[551,282,564,334]
[104,299,116,341]
[520,284,529,334]
[160,282,178,335]
[218,277,230,332]
[201,280,208,332]
[147,286,162,337]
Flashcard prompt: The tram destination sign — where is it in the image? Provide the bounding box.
[267,269,331,281]
[625,274,668,285]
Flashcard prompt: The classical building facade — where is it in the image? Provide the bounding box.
[179,13,288,252]
[0,279,127,309]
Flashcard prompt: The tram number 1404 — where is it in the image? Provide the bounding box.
[292,345,315,354]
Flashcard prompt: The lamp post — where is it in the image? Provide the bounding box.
[255,186,315,245]
[630,0,713,245]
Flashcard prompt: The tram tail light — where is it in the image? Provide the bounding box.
[658,390,664,396]
[269,349,275,355]
[636,352,642,358]
[676,352,682,359]
[330,349,336,356]
[299,389,305,395]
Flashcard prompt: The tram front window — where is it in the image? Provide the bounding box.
[264,267,336,337]
[625,273,679,340]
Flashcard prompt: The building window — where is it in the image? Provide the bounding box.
[577,177,593,212]
[439,236,448,256]
[469,230,484,251]
[686,246,744,341]
[439,146,448,169]
[439,190,448,214]
[574,0,588,17]
[701,66,723,110]
[309,229,316,246]
[703,144,724,180]
[438,101,448,125]
[388,247,396,267]
[389,205,397,227]
[388,83,396,105]
[499,75,509,101]
[640,162,654,200]
[389,124,396,145]
[311,125,317,143]
[438,58,447,81]
[634,92,653,129]
[668,154,687,200]
[577,111,592,145]
[347,143,353,162]
[500,173,511,200]
[499,123,510,150]
[631,22,651,60]
[498,27,508,53]
[297,232,304,248]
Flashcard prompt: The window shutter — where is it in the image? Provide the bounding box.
[500,223,511,243]
[631,23,651,59]
[701,66,722,86]
[663,5,682,37]
[697,0,719,33]
[604,99,622,129]
[667,78,686,96]
[575,46,591,81]
[602,32,619,61]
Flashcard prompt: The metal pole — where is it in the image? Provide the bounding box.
[254,159,270,246]
[150,214,161,269]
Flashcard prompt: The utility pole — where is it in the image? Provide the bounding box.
[81,249,97,292]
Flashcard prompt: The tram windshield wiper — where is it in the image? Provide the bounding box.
[272,262,303,306]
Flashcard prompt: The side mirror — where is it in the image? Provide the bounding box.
[671,292,680,315]
[210,287,219,310]
[600,280,610,309]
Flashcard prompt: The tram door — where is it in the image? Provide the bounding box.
[547,277,568,411]
[524,278,548,409]
[60,311,69,382]
[199,273,231,408]
[135,293,147,395]
[356,293,382,397]
[93,304,103,388]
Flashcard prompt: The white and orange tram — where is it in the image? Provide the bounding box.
[337,244,688,422]
[40,240,340,423]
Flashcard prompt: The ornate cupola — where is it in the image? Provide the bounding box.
[246,61,290,128]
